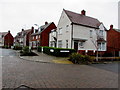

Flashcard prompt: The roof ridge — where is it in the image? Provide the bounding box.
[63,9,101,28]
[64,9,99,21]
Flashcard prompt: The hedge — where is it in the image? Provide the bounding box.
[37,46,76,57]
[13,46,22,50]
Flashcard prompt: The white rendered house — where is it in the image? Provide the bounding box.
[56,9,107,55]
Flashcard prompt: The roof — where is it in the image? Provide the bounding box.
[0,32,8,36]
[114,29,120,32]
[15,29,31,38]
[64,9,101,29]
[31,22,53,36]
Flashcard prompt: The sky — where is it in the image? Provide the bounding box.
[0,0,119,37]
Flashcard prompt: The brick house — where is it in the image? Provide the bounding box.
[53,9,107,56]
[14,27,34,47]
[107,25,120,57]
[30,22,56,48]
[0,31,14,47]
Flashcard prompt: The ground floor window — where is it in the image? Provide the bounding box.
[66,40,68,48]
[98,42,105,51]
[58,40,62,48]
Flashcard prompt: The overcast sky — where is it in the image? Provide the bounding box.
[0,0,119,36]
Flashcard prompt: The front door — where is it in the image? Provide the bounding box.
[74,41,78,51]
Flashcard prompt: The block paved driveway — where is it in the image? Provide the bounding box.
[1,49,118,89]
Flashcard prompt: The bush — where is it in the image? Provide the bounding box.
[20,46,38,56]
[69,53,94,64]
[13,46,22,50]
[22,46,30,53]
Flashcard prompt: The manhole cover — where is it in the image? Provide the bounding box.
[14,85,36,90]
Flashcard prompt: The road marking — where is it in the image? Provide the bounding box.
[52,60,73,64]
[9,56,14,58]
[0,56,3,58]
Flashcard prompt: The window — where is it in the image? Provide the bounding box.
[79,41,84,48]
[50,41,54,47]
[36,35,38,39]
[66,25,69,32]
[102,43,105,50]
[58,40,62,48]
[58,28,62,34]
[99,30,104,36]
[66,40,68,48]
[90,30,93,38]
[98,42,105,51]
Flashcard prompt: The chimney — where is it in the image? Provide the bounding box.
[81,10,86,15]
[45,21,48,25]
[110,25,113,30]
[8,30,10,33]
[22,29,24,31]
[31,26,34,33]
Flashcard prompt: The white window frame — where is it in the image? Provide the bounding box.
[58,40,62,48]
[66,40,68,48]
[58,28,62,34]
[66,25,69,32]
[90,30,93,38]
[79,41,84,48]
[99,30,104,37]
[98,42,105,51]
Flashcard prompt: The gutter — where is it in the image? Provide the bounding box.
[71,23,73,49]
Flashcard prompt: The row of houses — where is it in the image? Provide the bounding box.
[0,9,120,56]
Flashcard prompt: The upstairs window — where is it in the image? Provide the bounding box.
[99,30,104,36]
[90,30,93,38]
[66,25,69,32]
[58,28,62,34]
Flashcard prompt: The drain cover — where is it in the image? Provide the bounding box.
[14,85,36,90]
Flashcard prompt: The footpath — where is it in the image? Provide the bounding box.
[19,50,73,64]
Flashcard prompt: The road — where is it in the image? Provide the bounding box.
[1,48,118,89]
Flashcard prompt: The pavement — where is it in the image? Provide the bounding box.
[19,50,73,64]
[1,48,119,88]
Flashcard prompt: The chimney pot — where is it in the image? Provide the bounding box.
[22,29,24,31]
[45,22,48,25]
[8,30,10,33]
[110,25,113,30]
[81,10,86,15]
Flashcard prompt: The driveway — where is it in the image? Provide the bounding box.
[1,48,118,89]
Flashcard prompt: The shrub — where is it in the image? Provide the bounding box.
[20,46,38,56]
[22,46,30,53]
[69,53,94,64]
[13,46,22,50]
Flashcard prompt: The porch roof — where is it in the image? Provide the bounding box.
[73,38,88,41]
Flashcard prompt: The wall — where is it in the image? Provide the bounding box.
[107,29,120,56]
[73,24,97,51]
[4,33,14,47]
[41,23,56,46]
[57,10,72,48]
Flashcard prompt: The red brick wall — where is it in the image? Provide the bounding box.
[4,33,14,47]
[40,23,56,46]
[107,29,120,56]
[26,29,34,46]
[107,29,120,52]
